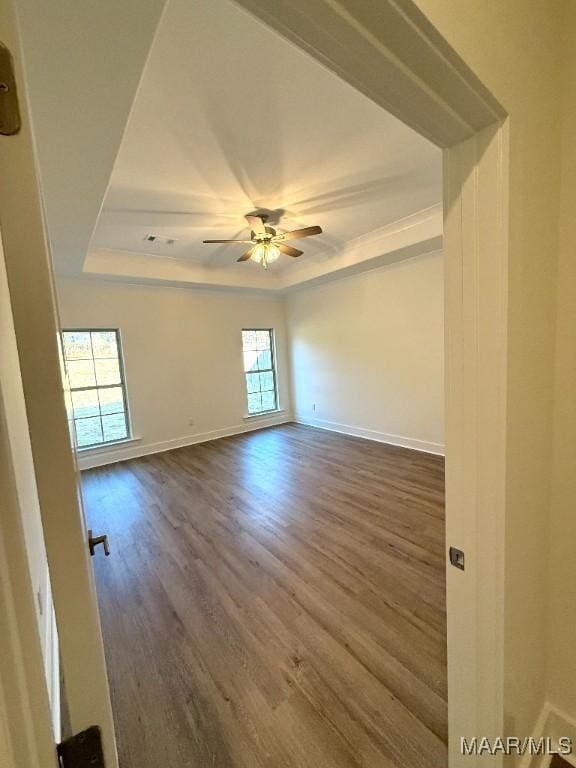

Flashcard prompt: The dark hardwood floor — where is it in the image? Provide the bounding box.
[82,423,447,768]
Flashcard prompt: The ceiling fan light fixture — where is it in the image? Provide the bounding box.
[250,242,280,268]
[250,243,266,264]
[204,214,322,267]
[266,244,281,263]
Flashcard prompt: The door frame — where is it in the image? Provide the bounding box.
[0,399,55,768]
[1,0,509,766]
[0,238,56,767]
[232,1,509,765]
[0,2,118,765]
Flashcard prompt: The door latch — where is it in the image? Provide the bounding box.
[0,43,21,135]
[449,546,465,570]
[57,725,105,767]
[88,530,110,557]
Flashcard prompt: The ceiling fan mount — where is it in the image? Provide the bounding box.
[203,213,322,269]
[246,208,287,226]
[247,210,269,223]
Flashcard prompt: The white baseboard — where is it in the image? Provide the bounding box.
[78,412,293,470]
[294,414,445,456]
[520,702,576,768]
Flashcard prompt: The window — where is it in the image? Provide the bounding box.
[61,329,130,448]
[242,329,278,415]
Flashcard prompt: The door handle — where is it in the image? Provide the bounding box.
[88,530,110,557]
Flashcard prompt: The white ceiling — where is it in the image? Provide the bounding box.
[87,0,442,289]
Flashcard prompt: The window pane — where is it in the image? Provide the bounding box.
[99,387,124,415]
[71,389,99,418]
[102,413,127,442]
[67,359,96,388]
[63,331,92,360]
[75,417,103,447]
[259,371,274,392]
[261,390,276,411]
[258,351,272,371]
[95,358,121,386]
[245,349,271,372]
[256,330,270,350]
[243,350,259,372]
[247,392,262,414]
[245,372,260,394]
[242,330,257,350]
[91,331,118,359]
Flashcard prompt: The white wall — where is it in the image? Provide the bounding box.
[286,251,444,454]
[55,278,292,467]
[57,257,444,468]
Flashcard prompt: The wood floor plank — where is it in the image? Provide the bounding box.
[82,423,447,768]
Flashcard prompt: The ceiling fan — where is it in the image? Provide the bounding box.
[203,214,322,269]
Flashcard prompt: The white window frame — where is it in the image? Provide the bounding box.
[241,328,279,415]
[61,328,131,449]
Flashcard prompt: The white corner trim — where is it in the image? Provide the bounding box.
[77,412,293,470]
[294,415,445,456]
[519,702,576,768]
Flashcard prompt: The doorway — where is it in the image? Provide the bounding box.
[0,1,508,766]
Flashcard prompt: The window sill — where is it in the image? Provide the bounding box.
[243,409,286,421]
[77,436,142,454]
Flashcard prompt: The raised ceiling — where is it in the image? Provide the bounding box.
[86,0,442,291]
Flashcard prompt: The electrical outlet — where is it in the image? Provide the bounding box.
[312,403,316,412]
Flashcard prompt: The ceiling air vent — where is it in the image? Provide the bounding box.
[143,234,177,245]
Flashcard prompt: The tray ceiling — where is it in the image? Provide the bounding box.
[87,0,442,289]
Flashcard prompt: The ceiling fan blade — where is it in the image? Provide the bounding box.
[237,247,255,262]
[245,215,266,236]
[203,239,253,244]
[279,244,303,258]
[275,225,322,241]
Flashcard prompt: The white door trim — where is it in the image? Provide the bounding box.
[443,124,508,765]
[0,3,118,765]
[233,0,505,143]
[0,407,57,768]
[0,239,56,767]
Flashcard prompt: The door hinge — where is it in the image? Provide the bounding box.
[0,42,21,136]
[57,726,105,768]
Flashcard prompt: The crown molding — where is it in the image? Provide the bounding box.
[279,202,442,290]
[81,203,443,293]
[83,247,284,292]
